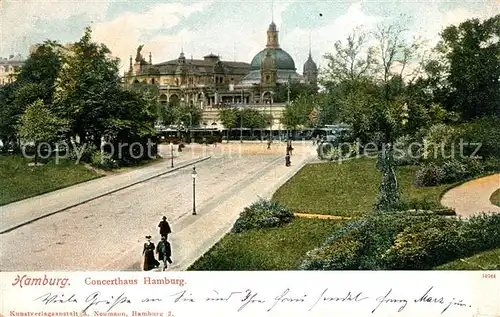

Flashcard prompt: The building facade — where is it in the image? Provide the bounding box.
[0,55,25,86]
[124,21,318,129]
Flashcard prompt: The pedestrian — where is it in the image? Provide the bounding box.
[156,236,173,271]
[267,140,271,149]
[285,149,291,167]
[158,216,171,239]
[143,235,160,271]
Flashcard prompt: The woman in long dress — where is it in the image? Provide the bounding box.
[143,235,160,271]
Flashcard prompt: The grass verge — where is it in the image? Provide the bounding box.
[490,188,500,207]
[188,218,347,270]
[272,157,449,216]
[435,248,500,270]
[0,155,101,206]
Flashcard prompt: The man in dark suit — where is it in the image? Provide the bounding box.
[156,236,172,271]
[158,216,172,239]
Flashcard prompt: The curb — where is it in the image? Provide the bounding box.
[0,156,211,235]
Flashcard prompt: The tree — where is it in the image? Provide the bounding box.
[274,82,317,103]
[281,93,316,135]
[241,108,267,137]
[17,99,68,165]
[323,26,376,84]
[439,14,500,120]
[53,27,122,146]
[218,108,238,142]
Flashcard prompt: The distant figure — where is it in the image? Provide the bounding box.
[267,140,271,149]
[287,140,294,156]
[158,216,171,239]
[285,150,291,167]
[143,235,160,271]
[156,236,173,271]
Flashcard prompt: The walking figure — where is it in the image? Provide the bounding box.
[285,150,291,167]
[158,216,171,239]
[287,140,294,156]
[267,140,271,149]
[143,235,160,271]
[156,236,173,271]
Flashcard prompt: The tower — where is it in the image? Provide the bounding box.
[261,50,277,87]
[303,32,318,85]
[266,21,280,48]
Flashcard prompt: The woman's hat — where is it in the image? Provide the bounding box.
[145,235,152,239]
[162,216,167,220]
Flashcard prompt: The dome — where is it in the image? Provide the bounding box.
[250,48,296,71]
[261,51,275,69]
[303,54,318,73]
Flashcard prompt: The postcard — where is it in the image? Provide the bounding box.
[0,0,499,316]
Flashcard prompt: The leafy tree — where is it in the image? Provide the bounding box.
[274,82,317,103]
[323,26,376,84]
[241,108,268,137]
[439,14,500,120]
[53,27,122,146]
[281,93,316,135]
[17,99,68,165]
[218,108,239,142]
[0,83,21,150]
[15,40,63,104]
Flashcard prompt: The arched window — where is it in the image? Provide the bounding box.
[151,78,155,84]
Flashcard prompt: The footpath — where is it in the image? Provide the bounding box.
[119,147,317,272]
[441,173,500,218]
[0,153,209,234]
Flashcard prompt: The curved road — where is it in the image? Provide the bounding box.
[441,173,500,218]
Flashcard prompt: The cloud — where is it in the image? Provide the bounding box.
[282,2,383,70]
[0,0,110,56]
[92,1,215,71]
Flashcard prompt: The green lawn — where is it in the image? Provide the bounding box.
[435,248,500,270]
[0,155,101,206]
[490,188,500,207]
[189,218,347,270]
[272,157,449,216]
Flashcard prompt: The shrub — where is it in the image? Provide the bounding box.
[69,144,97,163]
[90,151,119,170]
[231,199,294,233]
[414,163,445,187]
[299,212,500,270]
[441,159,467,183]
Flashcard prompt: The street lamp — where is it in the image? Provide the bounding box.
[192,166,197,215]
[170,142,174,168]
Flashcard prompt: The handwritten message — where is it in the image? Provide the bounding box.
[2,271,497,317]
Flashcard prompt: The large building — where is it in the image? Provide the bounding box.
[123,21,318,129]
[0,54,25,86]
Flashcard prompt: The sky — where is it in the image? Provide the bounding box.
[1,0,499,73]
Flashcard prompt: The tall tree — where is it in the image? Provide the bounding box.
[439,14,500,120]
[53,27,122,146]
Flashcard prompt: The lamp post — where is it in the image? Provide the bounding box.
[192,166,197,215]
[170,142,174,168]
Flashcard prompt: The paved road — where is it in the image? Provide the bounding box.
[441,173,500,218]
[0,144,314,271]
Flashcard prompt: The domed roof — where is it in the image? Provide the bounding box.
[261,51,275,69]
[303,54,318,73]
[251,48,296,71]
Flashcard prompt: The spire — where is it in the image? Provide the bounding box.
[308,29,312,57]
[181,37,184,53]
[271,0,274,22]
[129,55,132,71]
[149,52,152,64]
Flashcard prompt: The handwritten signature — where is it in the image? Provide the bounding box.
[33,286,471,314]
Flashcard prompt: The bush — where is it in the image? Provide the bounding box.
[69,144,97,163]
[231,199,294,233]
[299,212,500,270]
[441,159,467,183]
[90,151,119,170]
[414,163,445,187]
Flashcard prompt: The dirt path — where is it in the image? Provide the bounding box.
[441,173,500,218]
[294,212,353,220]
